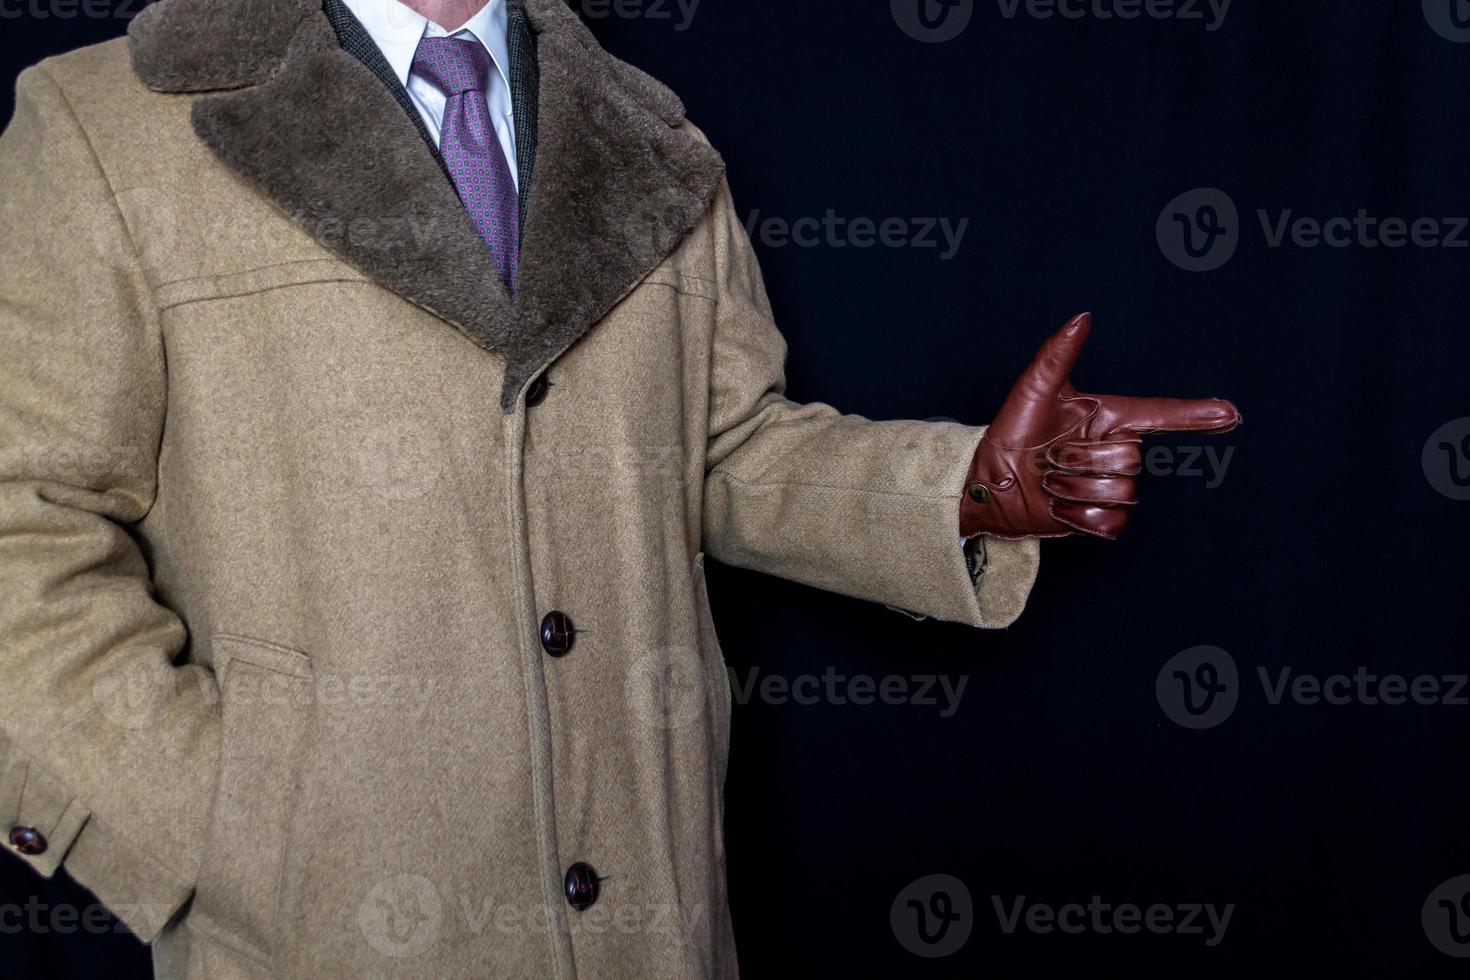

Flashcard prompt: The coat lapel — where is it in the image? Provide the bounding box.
[127,0,725,411]
[136,0,518,354]
[507,0,725,407]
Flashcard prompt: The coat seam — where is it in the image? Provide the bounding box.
[502,411,574,979]
[639,273,717,300]
[185,912,274,966]
[34,66,153,288]
[218,660,306,681]
[153,257,362,291]
[710,466,961,502]
[210,632,310,660]
[35,65,173,530]
[12,760,31,820]
[157,278,375,313]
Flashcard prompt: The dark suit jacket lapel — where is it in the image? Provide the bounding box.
[128,0,724,410]
[507,0,538,219]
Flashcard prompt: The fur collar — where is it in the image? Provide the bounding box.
[128,0,725,410]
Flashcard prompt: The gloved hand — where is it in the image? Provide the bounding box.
[959,313,1242,541]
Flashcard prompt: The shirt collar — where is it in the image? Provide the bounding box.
[339,0,511,90]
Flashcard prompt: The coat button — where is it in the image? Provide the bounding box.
[540,611,575,657]
[8,826,47,856]
[525,373,549,407]
[967,483,991,504]
[564,862,599,911]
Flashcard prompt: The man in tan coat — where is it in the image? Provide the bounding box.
[0,0,1239,976]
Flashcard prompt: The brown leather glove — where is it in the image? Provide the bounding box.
[960,313,1242,541]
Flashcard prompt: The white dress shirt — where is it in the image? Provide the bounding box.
[340,0,519,190]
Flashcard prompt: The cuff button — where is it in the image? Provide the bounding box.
[9,826,47,856]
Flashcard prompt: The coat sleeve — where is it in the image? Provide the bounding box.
[0,66,219,941]
[699,177,1041,627]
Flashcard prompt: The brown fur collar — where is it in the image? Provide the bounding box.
[128,0,725,410]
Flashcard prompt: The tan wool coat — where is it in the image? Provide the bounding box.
[0,0,1040,976]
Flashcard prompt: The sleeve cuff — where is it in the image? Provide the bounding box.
[1,747,193,942]
[868,424,1039,628]
[964,533,1041,628]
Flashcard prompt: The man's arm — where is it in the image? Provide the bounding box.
[0,65,221,941]
[699,177,1040,627]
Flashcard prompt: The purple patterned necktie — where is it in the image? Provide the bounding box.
[412,36,519,295]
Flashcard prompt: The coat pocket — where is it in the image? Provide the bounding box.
[192,632,316,967]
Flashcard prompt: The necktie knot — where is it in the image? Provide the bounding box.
[412,36,493,96]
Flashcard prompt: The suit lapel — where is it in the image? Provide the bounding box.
[128,0,725,411]
[507,0,539,219]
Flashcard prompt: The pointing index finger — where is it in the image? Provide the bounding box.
[1095,394,1243,436]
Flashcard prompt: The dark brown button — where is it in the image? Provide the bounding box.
[525,373,549,408]
[540,611,575,657]
[9,826,47,856]
[967,483,992,504]
[564,862,599,911]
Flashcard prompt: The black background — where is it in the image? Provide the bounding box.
[3,0,1468,976]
